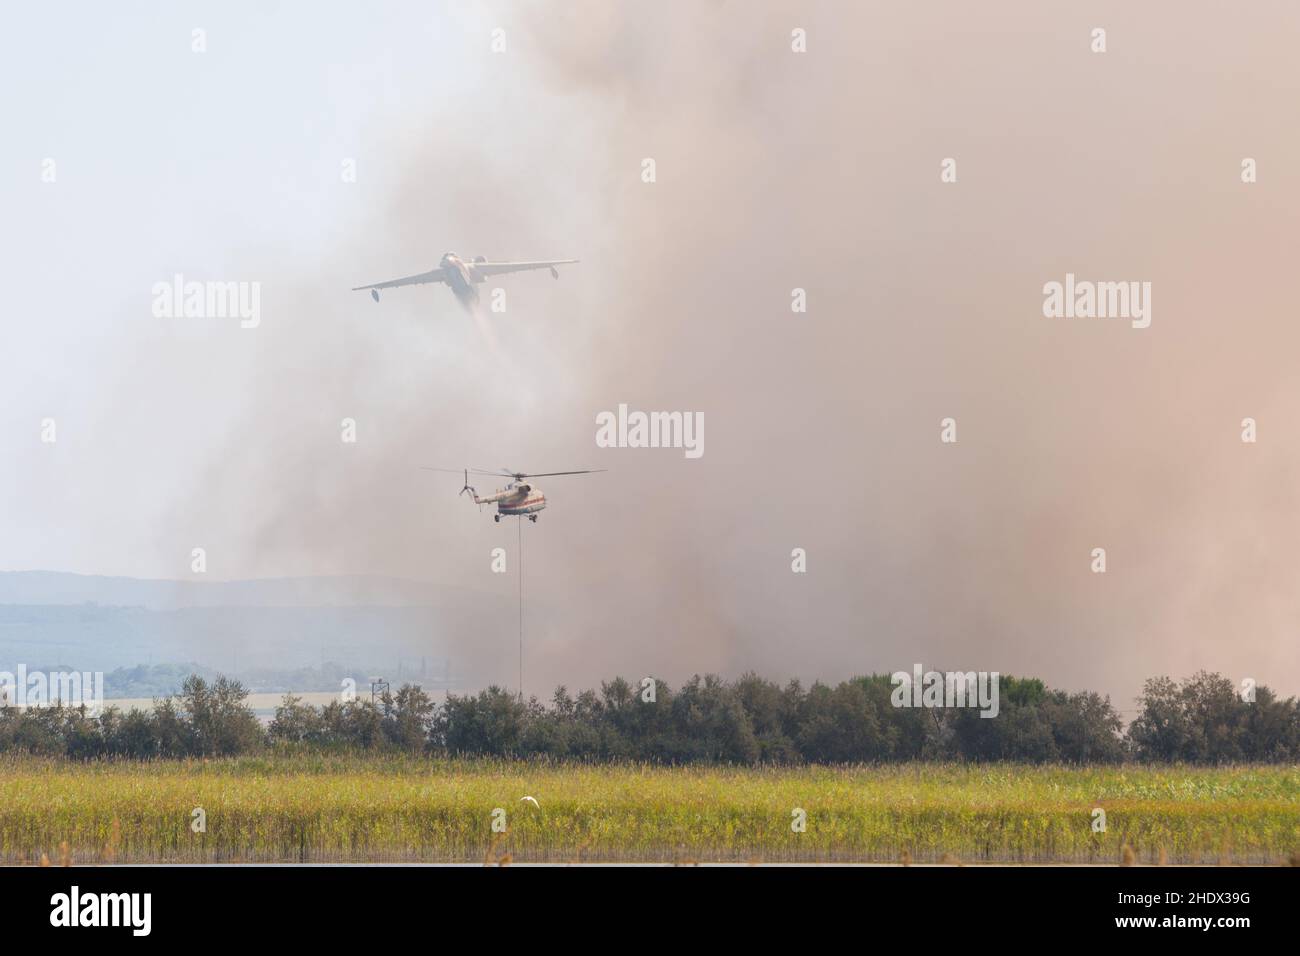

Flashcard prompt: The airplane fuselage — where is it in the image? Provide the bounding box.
[441,253,481,310]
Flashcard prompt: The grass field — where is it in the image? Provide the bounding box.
[0,756,1296,865]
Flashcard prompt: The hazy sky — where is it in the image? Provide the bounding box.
[2,2,1298,705]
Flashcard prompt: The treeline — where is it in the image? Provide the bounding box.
[1,671,1296,764]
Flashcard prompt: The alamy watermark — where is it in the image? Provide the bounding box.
[151,274,261,328]
[0,666,105,717]
[1042,273,1151,329]
[595,403,703,459]
[891,664,1000,718]
[50,886,151,936]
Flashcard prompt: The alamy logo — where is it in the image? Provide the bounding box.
[891,664,1000,718]
[0,666,104,717]
[151,274,261,328]
[1042,273,1151,329]
[595,403,703,459]
[50,886,151,936]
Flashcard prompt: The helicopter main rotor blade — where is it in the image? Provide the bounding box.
[424,467,511,478]
[515,469,608,478]
[429,466,608,479]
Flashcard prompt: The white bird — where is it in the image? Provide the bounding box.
[519,795,540,809]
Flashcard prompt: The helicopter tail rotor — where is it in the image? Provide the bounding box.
[458,469,481,507]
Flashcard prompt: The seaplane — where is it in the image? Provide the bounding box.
[425,467,605,522]
[353,252,578,312]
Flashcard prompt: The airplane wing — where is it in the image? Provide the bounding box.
[470,259,579,279]
[351,268,448,293]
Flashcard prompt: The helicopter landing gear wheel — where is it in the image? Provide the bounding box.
[494,514,500,523]
[529,515,538,523]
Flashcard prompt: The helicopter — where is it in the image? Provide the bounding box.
[425,467,605,522]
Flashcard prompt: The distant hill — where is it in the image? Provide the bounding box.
[0,571,513,687]
[0,570,477,609]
